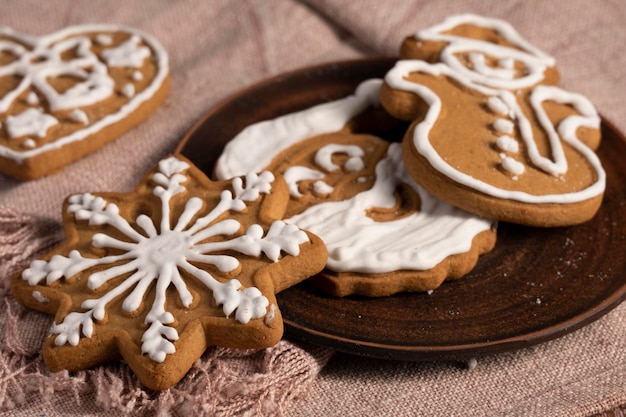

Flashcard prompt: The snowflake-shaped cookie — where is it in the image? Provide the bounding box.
[11,155,326,390]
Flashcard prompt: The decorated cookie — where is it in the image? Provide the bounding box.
[380,14,605,227]
[11,155,327,390]
[0,24,169,180]
[216,79,496,297]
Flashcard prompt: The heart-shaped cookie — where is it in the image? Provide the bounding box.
[0,24,169,180]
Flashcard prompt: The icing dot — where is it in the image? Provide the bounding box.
[70,109,89,125]
[493,118,515,134]
[313,181,334,196]
[496,135,519,153]
[22,138,36,148]
[25,91,39,105]
[121,83,135,98]
[486,97,509,115]
[501,156,525,176]
[132,70,143,81]
[95,34,113,46]
[344,156,365,172]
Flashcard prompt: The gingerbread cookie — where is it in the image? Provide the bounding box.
[11,155,327,390]
[381,14,605,227]
[0,24,169,180]
[216,79,496,297]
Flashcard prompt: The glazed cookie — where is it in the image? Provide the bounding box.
[0,24,169,180]
[11,155,327,390]
[216,79,496,297]
[381,14,605,227]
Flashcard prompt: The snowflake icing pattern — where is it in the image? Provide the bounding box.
[21,156,310,363]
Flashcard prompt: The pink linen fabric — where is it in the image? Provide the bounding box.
[0,1,624,416]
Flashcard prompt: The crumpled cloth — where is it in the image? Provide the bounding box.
[0,1,625,416]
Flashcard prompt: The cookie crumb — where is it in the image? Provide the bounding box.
[32,290,49,303]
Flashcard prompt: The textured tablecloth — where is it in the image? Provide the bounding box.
[0,1,624,416]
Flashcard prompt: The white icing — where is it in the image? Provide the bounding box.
[22,157,308,363]
[414,13,555,90]
[70,109,89,125]
[25,91,39,105]
[132,70,143,81]
[0,36,114,113]
[496,135,519,153]
[501,156,525,175]
[22,138,36,148]
[215,79,383,179]
[314,144,365,172]
[384,58,605,204]
[486,96,509,115]
[283,144,366,198]
[6,108,58,138]
[32,290,49,303]
[313,180,334,195]
[344,156,365,172]
[0,24,169,164]
[121,83,135,98]
[493,118,514,134]
[101,35,150,68]
[215,79,494,274]
[287,143,493,273]
[468,52,515,80]
[95,34,113,46]
[283,166,324,198]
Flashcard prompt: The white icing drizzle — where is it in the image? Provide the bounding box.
[132,70,143,81]
[414,13,556,90]
[468,52,515,80]
[101,35,150,68]
[283,166,324,198]
[496,135,519,153]
[121,83,135,98]
[6,108,58,138]
[493,118,514,134]
[70,109,89,125]
[314,144,365,172]
[287,143,493,273]
[215,79,383,179]
[215,79,494,274]
[0,24,169,164]
[0,36,114,112]
[384,58,605,204]
[21,156,307,363]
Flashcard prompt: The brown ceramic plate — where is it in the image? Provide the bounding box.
[176,57,626,361]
